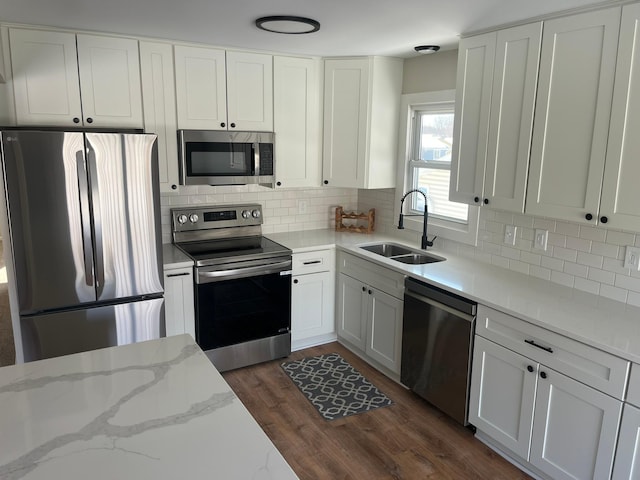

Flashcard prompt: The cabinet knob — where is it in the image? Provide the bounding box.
[324,180,329,185]
[362,286,366,292]
[276,181,282,186]
[600,216,608,224]
[221,122,226,128]
[293,279,299,284]
[73,117,80,124]
[368,289,372,295]
[483,198,489,205]
[171,184,177,190]
[86,117,93,124]
[527,365,534,373]
[540,371,547,379]
[585,213,593,221]
[230,123,236,128]
[474,196,480,203]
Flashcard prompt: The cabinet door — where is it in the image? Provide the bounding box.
[139,41,179,193]
[526,8,621,224]
[530,367,622,480]
[336,273,367,350]
[612,403,640,480]
[365,288,403,374]
[484,23,541,213]
[469,336,537,459]
[450,32,496,205]
[9,28,82,126]
[163,267,195,339]
[226,51,273,131]
[174,45,227,130]
[76,34,143,128]
[601,3,640,231]
[291,271,335,344]
[273,56,321,188]
[322,58,369,188]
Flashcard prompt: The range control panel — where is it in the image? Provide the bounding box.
[171,204,263,233]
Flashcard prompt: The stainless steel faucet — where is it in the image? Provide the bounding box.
[398,189,437,249]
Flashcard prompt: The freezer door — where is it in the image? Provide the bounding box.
[20,297,165,361]
[1,131,97,313]
[85,133,163,301]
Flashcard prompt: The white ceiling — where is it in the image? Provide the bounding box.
[0,0,615,57]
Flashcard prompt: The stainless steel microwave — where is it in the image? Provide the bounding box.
[178,130,275,187]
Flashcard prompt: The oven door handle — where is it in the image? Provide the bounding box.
[197,260,292,283]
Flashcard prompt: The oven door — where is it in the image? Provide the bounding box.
[195,259,292,351]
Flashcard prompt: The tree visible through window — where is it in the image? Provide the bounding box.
[409,106,468,223]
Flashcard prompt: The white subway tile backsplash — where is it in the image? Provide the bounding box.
[548,233,567,248]
[564,262,588,278]
[541,256,564,272]
[551,271,575,288]
[590,241,619,259]
[576,252,604,269]
[553,246,578,262]
[530,265,552,280]
[509,260,530,275]
[491,255,510,269]
[603,257,629,275]
[533,217,556,231]
[606,230,636,246]
[520,251,542,265]
[556,222,580,237]
[579,226,607,242]
[615,274,640,293]
[600,284,628,303]
[628,291,640,308]
[566,236,591,253]
[574,277,600,295]
[501,246,521,261]
[588,268,616,285]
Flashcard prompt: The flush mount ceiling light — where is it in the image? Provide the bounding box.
[414,45,441,54]
[255,16,320,34]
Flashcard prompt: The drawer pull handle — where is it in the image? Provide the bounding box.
[524,339,553,353]
[167,272,190,277]
[303,260,322,265]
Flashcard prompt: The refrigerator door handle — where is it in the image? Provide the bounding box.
[76,150,95,287]
[86,143,105,295]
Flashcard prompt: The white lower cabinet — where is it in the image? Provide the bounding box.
[336,252,404,376]
[163,266,195,339]
[470,305,628,480]
[613,364,640,479]
[291,249,335,350]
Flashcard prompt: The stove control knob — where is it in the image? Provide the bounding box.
[241,210,251,219]
[251,209,261,219]
[177,214,188,225]
[189,214,199,223]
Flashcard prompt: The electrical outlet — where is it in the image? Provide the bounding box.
[534,229,548,251]
[504,225,517,246]
[298,200,308,214]
[624,246,640,271]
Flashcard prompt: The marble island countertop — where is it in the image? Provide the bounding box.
[266,229,640,364]
[0,335,298,480]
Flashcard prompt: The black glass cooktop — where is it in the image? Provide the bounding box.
[175,236,291,267]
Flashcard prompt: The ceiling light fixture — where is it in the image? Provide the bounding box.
[414,45,441,54]
[255,16,320,34]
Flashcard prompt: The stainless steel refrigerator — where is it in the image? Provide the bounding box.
[1,130,165,362]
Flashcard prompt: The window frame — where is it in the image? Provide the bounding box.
[395,90,480,246]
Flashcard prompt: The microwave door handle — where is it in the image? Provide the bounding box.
[253,142,260,175]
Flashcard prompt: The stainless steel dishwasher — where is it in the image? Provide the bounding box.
[401,277,477,426]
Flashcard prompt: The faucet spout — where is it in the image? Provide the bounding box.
[398,189,437,249]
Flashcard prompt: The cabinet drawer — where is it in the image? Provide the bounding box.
[337,251,405,299]
[292,249,335,275]
[476,305,630,399]
[627,364,640,408]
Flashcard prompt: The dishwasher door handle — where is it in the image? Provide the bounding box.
[404,290,476,323]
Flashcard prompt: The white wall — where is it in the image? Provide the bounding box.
[160,185,358,244]
[360,50,640,307]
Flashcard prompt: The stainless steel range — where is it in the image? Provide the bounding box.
[172,204,292,372]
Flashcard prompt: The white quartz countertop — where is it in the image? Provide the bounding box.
[0,335,298,480]
[267,229,640,364]
[162,243,193,269]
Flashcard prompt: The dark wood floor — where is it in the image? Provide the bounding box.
[223,342,531,480]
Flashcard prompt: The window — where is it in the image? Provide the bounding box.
[396,90,479,246]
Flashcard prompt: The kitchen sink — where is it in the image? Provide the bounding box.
[360,243,413,257]
[359,243,445,265]
[392,253,444,265]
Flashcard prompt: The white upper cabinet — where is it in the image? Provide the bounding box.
[174,45,227,130]
[139,41,179,193]
[226,51,273,131]
[322,56,403,189]
[526,8,621,224]
[174,47,273,131]
[450,22,541,212]
[273,55,322,188]
[10,28,143,128]
[450,32,495,206]
[601,3,640,232]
